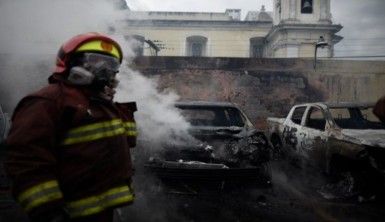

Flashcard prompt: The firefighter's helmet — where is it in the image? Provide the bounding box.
[54,32,123,74]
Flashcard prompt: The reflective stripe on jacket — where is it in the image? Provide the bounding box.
[63,119,137,145]
[66,184,134,218]
[18,180,63,212]
[6,83,137,219]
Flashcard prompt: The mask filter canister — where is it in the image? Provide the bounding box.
[68,66,95,85]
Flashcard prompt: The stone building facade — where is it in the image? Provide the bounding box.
[119,0,342,58]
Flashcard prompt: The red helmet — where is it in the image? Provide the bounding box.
[54,32,123,75]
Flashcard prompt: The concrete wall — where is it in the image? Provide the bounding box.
[132,57,385,129]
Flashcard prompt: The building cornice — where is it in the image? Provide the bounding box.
[124,19,273,29]
[266,23,343,41]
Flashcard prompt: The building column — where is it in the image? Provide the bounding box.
[320,0,331,21]
[289,0,297,20]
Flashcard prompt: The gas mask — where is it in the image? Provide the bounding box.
[68,53,120,100]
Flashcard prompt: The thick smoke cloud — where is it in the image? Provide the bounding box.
[0,0,121,55]
[0,0,118,112]
[115,66,194,147]
[0,0,192,147]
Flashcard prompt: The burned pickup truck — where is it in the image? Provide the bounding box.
[145,101,271,189]
[268,102,385,194]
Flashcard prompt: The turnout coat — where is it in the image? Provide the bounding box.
[5,78,137,220]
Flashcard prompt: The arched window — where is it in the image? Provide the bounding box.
[301,0,313,14]
[250,37,265,58]
[186,36,208,57]
[125,35,145,56]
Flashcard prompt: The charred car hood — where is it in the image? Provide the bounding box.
[342,129,385,148]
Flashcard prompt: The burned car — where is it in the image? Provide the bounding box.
[268,102,385,196]
[145,101,271,189]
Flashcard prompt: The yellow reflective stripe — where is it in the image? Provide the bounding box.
[24,192,63,212]
[124,122,136,128]
[124,121,137,137]
[63,127,126,145]
[67,186,128,208]
[69,119,123,134]
[76,40,121,60]
[63,120,137,145]
[67,185,134,218]
[127,131,137,136]
[18,180,63,212]
[18,180,59,203]
[70,195,133,218]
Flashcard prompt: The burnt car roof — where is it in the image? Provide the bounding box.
[325,102,375,108]
[175,101,239,108]
[294,102,375,109]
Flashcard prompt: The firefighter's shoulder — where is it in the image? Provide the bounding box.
[12,84,63,117]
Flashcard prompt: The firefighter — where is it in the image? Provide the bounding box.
[374,96,385,123]
[5,33,137,222]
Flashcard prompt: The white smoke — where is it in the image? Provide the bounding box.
[0,0,120,111]
[0,0,120,55]
[0,0,193,148]
[115,65,194,148]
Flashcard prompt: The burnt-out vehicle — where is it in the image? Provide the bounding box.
[145,101,271,189]
[268,102,385,195]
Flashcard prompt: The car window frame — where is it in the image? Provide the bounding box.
[289,105,308,126]
[303,105,327,132]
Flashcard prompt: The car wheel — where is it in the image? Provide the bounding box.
[327,156,382,201]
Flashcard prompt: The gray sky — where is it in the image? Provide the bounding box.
[127,0,385,58]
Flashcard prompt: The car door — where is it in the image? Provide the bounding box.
[300,105,328,169]
[282,106,307,155]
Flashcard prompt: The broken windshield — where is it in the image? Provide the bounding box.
[330,107,385,130]
[177,106,245,127]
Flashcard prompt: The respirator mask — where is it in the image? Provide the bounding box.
[68,53,120,99]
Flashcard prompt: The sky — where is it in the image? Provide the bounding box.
[126,0,385,58]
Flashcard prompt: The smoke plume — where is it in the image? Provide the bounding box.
[0,0,192,149]
[0,0,123,111]
[115,65,193,148]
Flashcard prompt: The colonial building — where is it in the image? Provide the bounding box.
[119,0,342,58]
